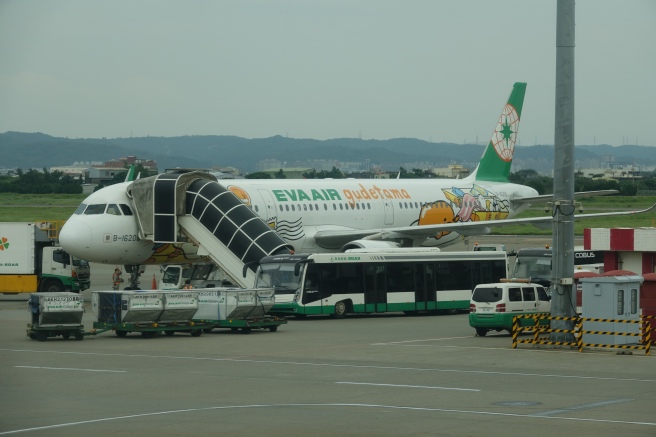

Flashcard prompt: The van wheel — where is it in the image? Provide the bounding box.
[475,327,488,337]
[333,301,347,319]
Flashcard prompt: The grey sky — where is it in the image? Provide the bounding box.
[1,1,654,147]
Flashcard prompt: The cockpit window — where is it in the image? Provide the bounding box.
[84,204,106,215]
[106,204,121,215]
[74,203,88,215]
[120,204,133,216]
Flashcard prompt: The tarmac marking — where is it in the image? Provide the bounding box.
[0,402,654,435]
[15,365,126,373]
[531,398,634,417]
[2,348,656,383]
[336,382,480,391]
[372,336,471,345]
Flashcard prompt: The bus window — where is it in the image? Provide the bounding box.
[256,263,302,294]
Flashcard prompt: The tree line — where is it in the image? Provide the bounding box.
[2,165,655,196]
[0,168,82,194]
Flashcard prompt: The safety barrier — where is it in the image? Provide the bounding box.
[512,314,652,355]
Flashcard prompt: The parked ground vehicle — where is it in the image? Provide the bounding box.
[468,281,551,336]
[511,247,604,287]
[159,263,236,290]
[0,223,90,294]
[255,249,509,318]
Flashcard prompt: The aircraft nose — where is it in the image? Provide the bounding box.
[59,221,92,257]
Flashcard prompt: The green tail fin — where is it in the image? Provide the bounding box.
[124,165,137,182]
[471,82,526,182]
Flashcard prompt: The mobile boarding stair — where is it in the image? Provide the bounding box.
[129,171,293,288]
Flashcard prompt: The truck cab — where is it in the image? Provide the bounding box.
[43,247,91,293]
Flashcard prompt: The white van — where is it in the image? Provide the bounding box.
[468,282,551,336]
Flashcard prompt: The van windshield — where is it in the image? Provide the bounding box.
[472,287,502,302]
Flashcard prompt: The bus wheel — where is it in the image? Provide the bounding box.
[333,301,347,319]
[475,327,488,337]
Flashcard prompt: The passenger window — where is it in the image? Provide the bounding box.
[106,204,121,215]
[522,287,536,302]
[120,204,133,216]
[508,287,522,302]
[84,204,106,215]
[537,287,550,301]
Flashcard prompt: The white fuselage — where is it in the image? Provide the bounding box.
[59,176,537,266]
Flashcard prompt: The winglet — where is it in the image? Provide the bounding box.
[469,82,526,182]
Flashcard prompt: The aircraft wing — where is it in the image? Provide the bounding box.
[313,202,656,247]
[510,190,618,206]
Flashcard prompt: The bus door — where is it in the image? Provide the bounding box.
[364,264,387,312]
[415,263,436,311]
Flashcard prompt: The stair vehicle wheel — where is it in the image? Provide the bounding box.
[36,331,48,342]
[475,327,488,337]
[164,330,175,336]
[74,332,84,341]
[190,329,202,337]
[242,327,252,334]
[115,330,128,337]
[61,333,70,340]
[269,326,278,332]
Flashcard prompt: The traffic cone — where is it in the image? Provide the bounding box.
[152,274,157,290]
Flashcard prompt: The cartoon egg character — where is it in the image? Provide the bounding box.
[227,186,251,206]
[418,200,456,226]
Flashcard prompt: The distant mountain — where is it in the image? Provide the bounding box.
[1,131,654,174]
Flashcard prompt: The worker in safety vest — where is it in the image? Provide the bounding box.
[112,268,123,290]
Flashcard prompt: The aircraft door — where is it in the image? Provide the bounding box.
[383,199,394,225]
[257,189,277,224]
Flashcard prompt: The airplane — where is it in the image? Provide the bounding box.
[59,82,656,288]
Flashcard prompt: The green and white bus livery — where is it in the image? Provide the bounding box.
[254,248,508,318]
